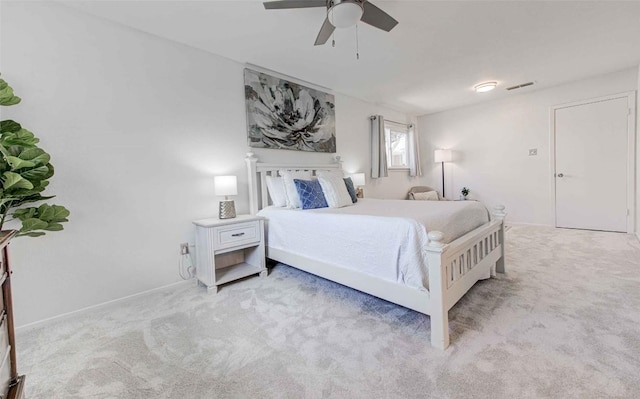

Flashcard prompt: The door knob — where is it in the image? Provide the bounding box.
[557,173,564,178]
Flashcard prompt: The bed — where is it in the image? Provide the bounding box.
[246,153,506,349]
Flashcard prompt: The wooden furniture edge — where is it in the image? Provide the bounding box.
[1,230,22,397]
[7,374,25,399]
[0,231,17,248]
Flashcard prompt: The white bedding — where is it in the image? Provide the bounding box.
[257,198,490,291]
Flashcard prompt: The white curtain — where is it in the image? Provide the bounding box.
[408,124,423,177]
[371,115,388,179]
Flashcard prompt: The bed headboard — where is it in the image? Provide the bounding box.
[245,152,343,214]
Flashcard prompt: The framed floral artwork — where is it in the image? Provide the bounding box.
[244,69,336,153]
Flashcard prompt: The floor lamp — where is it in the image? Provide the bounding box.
[434,149,452,198]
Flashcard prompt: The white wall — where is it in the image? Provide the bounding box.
[418,68,638,226]
[0,1,422,326]
[636,65,640,238]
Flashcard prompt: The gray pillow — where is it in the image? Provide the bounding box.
[343,177,358,203]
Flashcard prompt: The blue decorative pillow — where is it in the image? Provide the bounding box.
[294,179,328,210]
[343,177,358,203]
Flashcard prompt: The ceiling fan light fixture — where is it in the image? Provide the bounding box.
[328,1,364,28]
[474,82,498,93]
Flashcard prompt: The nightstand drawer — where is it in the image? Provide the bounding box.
[215,221,260,251]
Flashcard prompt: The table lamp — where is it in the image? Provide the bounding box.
[351,173,366,198]
[215,175,237,219]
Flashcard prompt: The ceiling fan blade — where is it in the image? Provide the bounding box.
[263,1,326,10]
[361,1,398,32]
[314,17,335,46]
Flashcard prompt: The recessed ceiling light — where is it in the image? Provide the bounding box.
[474,82,498,93]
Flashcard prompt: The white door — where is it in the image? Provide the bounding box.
[554,96,629,232]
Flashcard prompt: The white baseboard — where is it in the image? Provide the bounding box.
[505,222,554,228]
[16,279,195,332]
[508,222,640,239]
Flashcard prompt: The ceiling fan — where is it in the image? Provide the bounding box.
[263,0,399,46]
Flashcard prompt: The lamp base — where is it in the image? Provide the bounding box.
[356,187,364,199]
[219,200,236,219]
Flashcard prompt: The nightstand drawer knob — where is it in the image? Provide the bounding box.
[231,232,245,237]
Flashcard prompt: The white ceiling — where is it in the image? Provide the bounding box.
[61,0,640,115]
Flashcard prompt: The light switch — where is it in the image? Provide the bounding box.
[529,149,537,156]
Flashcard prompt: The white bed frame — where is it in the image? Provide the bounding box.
[246,152,506,349]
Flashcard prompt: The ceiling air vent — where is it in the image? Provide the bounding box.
[506,82,534,91]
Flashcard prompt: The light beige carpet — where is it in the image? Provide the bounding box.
[17,226,640,398]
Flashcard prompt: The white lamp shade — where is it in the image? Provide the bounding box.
[350,173,366,187]
[434,149,452,163]
[328,2,363,28]
[214,175,237,196]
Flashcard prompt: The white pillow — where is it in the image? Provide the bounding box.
[412,191,439,201]
[318,174,353,208]
[265,176,287,207]
[279,170,312,208]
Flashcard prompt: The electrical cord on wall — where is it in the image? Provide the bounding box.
[178,251,195,280]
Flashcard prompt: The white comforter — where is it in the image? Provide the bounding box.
[257,198,490,291]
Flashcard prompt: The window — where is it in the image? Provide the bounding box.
[385,123,409,169]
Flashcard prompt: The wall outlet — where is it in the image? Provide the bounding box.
[528,148,538,156]
[180,243,189,255]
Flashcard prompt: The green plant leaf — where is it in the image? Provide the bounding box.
[19,217,48,232]
[5,145,21,157]
[0,79,21,106]
[6,193,48,205]
[16,129,39,145]
[44,222,64,231]
[0,120,21,134]
[10,204,69,237]
[19,147,50,165]
[38,204,70,222]
[13,207,36,220]
[0,198,14,208]
[5,156,35,170]
[38,204,56,222]
[43,163,55,179]
[16,232,46,238]
[20,165,50,181]
[1,97,21,106]
[1,129,39,147]
[3,171,34,190]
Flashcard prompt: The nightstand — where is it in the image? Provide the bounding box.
[193,215,267,293]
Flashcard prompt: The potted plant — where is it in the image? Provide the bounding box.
[460,187,470,200]
[0,74,69,237]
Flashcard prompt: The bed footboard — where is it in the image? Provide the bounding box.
[426,205,506,349]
